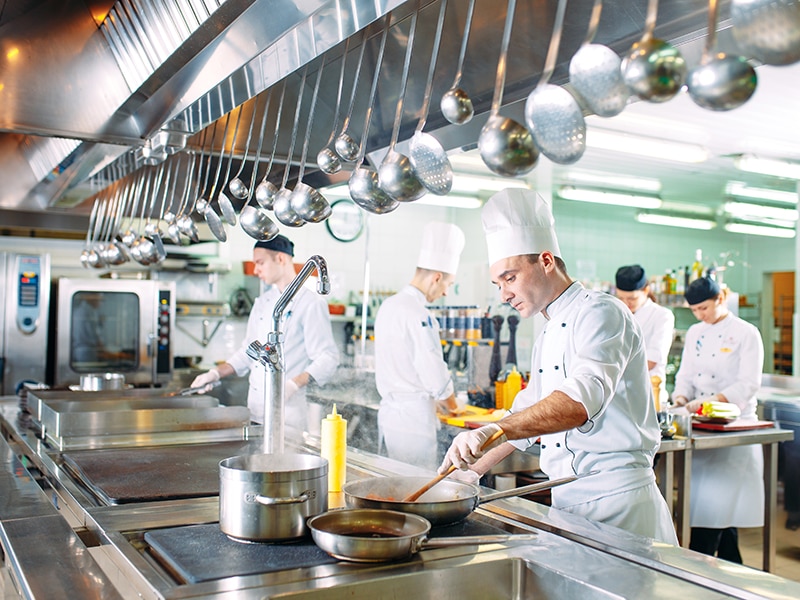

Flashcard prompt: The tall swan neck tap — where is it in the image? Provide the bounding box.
[272,255,330,330]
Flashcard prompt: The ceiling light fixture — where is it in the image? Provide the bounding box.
[734,155,800,180]
[560,170,662,193]
[723,201,798,223]
[724,222,796,238]
[558,186,662,209]
[414,194,483,209]
[588,129,710,164]
[450,174,529,194]
[725,181,798,204]
[635,212,717,230]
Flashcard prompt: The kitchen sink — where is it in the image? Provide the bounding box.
[269,557,624,600]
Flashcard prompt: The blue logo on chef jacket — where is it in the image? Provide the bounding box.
[422,316,433,328]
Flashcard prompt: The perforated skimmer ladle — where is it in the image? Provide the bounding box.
[524,0,586,165]
[568,0,629,118]
[478,0,537,177]
[408,0,453,196]
[378,0,426,203]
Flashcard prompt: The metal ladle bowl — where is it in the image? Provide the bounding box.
[479,114,538,177]
[688,53,756,112]
[379,150,426,202]
[316,147,342,174]
[440,88,474,125]
[569,43,629,117]
[255,179,279,209]
[349,167,400,214]
[334,135,360,162]
[291,182,331,223]
[621,38,687,102]
[524,85,585,165]
[272,188,305,227]
[240,203,280,240]
[731,0,800,66]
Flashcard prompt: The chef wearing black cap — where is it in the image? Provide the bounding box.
[673,276,764,562]
[192,236,339,430]
[615,265,675,403]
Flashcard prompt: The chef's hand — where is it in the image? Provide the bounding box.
[285,378,300,399]
[437,399,465,416]
[685,398,705,414]
[673,396,688,407]
[447,468,480,485]
[191,368,220,393]
[438,423,507,473]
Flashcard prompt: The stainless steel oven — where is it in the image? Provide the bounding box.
[50,278,175,388]
[1,253,51,395]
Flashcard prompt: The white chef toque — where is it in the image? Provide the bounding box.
[417,221,466,275]
[481,188,561,266]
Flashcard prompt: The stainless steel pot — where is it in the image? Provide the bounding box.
[79,372,125,391]
[219,453,328,541]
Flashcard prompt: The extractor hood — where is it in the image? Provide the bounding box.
[0,0,717,238]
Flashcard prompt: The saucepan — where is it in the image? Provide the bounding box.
[343,474,582,526]
[308,508,536,563]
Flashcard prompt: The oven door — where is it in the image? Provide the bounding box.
[52,278,175,387]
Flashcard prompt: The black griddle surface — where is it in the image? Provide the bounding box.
[145,524,337,584]
[144,517,509,584]
[61,440,260,504]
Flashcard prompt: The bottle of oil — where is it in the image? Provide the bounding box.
[690,249,704,283]
[320,404,347,492]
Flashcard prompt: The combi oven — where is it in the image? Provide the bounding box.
[49,278,176,388]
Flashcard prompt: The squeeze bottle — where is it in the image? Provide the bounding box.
[321,404,347,492]
[504,367,522,410]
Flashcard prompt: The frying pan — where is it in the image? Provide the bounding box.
[308,508,536,563]
[344,474,583,526]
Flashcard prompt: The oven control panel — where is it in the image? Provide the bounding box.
[157,289,172,374]
[15,255,43,335]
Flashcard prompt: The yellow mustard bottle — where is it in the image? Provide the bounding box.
[321,404,347,492]
[504,367,522,410]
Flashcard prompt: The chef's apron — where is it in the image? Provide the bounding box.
[534,289,677,544]
[378,392,439,471]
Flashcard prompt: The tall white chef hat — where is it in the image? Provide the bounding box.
[417,221,466,275]
[481,188,561,266]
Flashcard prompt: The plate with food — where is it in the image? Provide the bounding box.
[691,400,741,424]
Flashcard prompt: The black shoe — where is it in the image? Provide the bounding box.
[786,512,800,530]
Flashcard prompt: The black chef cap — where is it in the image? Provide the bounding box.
[684,276,720,305]
[615,265,647,291]
[254,234,294,256]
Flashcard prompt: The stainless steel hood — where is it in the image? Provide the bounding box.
[0,0,717,238]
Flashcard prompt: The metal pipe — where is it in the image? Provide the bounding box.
[248,255,330,453]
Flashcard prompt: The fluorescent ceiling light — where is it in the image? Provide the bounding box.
[415,194,483,209]
[558,186,662,209]
[636,212,716,230]
[724,222,796,238]
[450,174,529,194]
[587,129,710,164]
[723,201,798,222]
[560,170,662,193]
[725,181,798,204]
[734,155,800,180]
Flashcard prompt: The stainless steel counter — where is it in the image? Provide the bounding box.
[3,396,800,600]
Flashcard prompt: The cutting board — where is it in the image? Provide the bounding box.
[440,405,507,428]
[692,419,776,432]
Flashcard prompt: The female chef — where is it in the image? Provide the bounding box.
[673,276,765,562]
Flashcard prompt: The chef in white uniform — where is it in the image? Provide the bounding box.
[375,222,466,470]
[672,276,764,562]
[439,189,678,544]
[192,236,339,431]
[615,265,675,403]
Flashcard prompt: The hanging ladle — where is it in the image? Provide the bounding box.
[687,0,757,111]
[316,35,352,174]
[272,66,309,228]
[291,58,332,223]
[408,0,453,196]
[334,30,369,162]
[348,14,398,215]
[440,0,476,125]
[620,0,687,102]
[478,0,537,177]
[568,0,629,118]
[228,99,259,199]
[217,106,242,226]
[254,81,287,210]
[524,0,586,165]
[80,198,102,268]
[378,1,426,203]
[730,0,800,67]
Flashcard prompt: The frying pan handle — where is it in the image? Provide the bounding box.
[249,489,316,506]
[422,533,538,549]
[478,471,599,504]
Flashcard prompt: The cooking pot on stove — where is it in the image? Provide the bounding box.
[219,453,328,541]
[79,372,126,391]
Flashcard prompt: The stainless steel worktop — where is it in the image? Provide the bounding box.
[2,396,800,600]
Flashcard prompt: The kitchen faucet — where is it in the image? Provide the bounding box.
[246,255,330,453]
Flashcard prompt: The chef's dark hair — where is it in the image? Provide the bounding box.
[254,235,294,257]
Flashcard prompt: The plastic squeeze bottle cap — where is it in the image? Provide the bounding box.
[321,404,347,492]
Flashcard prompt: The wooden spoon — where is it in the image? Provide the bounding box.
[402,428,506,502]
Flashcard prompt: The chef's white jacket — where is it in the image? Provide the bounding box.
[673,313,764,528]
[509,282,677,544]
[227,285,339,430]
[633,298,675,386]
[374,285,454,470]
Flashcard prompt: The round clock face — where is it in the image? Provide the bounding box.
[325,199,364,242]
